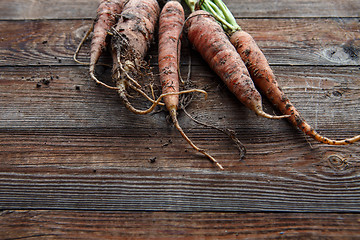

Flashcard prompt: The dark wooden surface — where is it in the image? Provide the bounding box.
[1,0,359,239]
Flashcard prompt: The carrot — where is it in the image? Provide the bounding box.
[159,1,183,114]
[158,1,223,169]
[74,0,127,89]
[231,31,360,145]
[184,10,289,120]
[194,0,360,145]
[109,0,163,114]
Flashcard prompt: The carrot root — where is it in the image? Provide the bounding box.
[230,30,360,145]
[255,109,290,120]
[310,131,360,145]
[116,89,206,115]
[114,59,208,115]
[169,108,224,170]
[182,108,246,161]
[73,24,94,65]
[90,70,119,90]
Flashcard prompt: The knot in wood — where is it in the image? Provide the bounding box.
[327,154,349,171]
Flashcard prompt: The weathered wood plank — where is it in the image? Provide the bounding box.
[0,0,359,20]
[1,65,359,131]
[0,66,359,212]
[1,0,359,237]
[1,63,359,213]
[1,211,360,239]
[0,164,359,212]
[227,0,360,18]
[0,0,100,20]
[0,18,359,67]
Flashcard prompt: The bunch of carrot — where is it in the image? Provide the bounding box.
[74,0,225,169]
[74,0,359,169]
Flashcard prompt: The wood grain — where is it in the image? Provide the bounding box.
[0,0,100,20]
[1,0,360,238]
[1,65,359,131]
[1,211,360,239]
[0,0,359,20]
[0,18,359,67]
[226,0,360,18]
[0,163,359,212]
[1,63,359,212]
[1,65,359,208]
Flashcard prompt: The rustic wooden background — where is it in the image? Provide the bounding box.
[1,0,359,239]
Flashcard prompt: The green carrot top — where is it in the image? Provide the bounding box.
[184,0,241,34]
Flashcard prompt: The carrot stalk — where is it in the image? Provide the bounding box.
[159,1,223,169]
[192,0,360,145]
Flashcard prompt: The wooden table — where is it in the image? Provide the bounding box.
[1,0,359,238]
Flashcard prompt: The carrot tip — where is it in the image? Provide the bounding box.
[170,109,224,170]
[90,72,119,90]
[256,110,290,120]
[216,162,225,170]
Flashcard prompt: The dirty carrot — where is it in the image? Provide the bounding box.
[231,31,360,145]
[110,0,207,115]
[74,0,127,89]
[110,0,168,114]
[158,1,223,169]
[184,10,288,120]
[196,0,360,145]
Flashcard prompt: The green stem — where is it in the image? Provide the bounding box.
[202,1,226,20]
[184,0,241,34]
[201,1,232,32]
[184,0,196,12]
[212,0,239,28]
